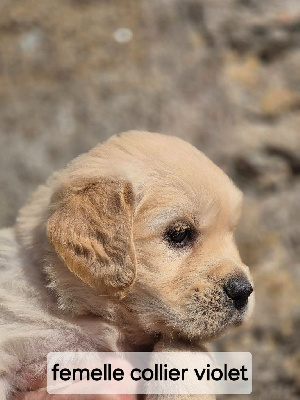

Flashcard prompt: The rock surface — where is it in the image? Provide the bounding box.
[0,1,299,399]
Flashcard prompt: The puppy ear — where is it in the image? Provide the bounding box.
[46,178,136,294]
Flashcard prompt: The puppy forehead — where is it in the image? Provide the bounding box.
[106,131,234,187]
[105,132,242,225]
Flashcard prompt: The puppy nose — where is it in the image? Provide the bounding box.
[224,277,253,310]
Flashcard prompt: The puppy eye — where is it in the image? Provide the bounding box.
[164,222,196,249]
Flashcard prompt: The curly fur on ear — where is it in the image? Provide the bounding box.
[46,178,136,294]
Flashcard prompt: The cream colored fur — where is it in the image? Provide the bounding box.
[0,131,254,399]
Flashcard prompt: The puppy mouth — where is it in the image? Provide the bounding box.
[164,284,253,341]
[126,280,253,342]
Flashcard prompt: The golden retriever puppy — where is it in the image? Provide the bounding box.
[0,131,254,399]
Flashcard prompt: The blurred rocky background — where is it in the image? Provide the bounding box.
[0,0,299,399]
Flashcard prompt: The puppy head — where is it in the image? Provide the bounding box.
[46,131,254,341]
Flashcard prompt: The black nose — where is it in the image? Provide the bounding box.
[224,277,253,310]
